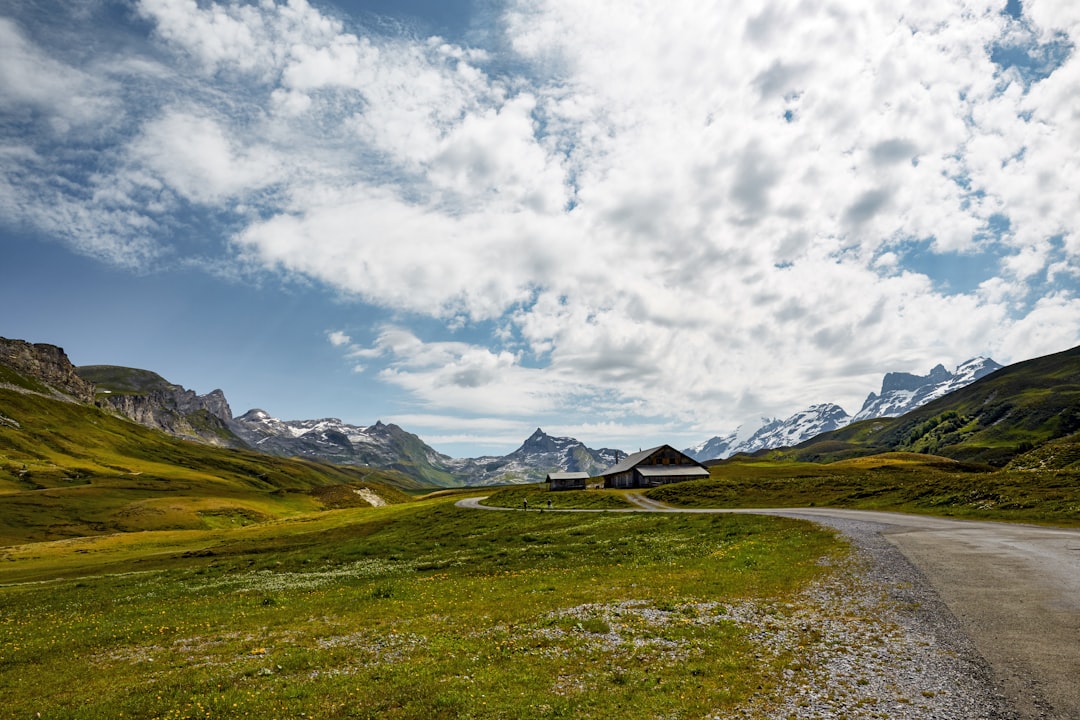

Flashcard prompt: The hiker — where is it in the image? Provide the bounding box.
[547,498,552,510]
[523,498,528,511]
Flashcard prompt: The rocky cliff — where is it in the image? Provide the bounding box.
[77,366,243,448]
[0,337,96,403]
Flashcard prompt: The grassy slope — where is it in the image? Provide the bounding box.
[76,365,176,394]
[0,386,421,545]
[784,344,1080,466]
[650,452,1080,526]
[0,497,843,719]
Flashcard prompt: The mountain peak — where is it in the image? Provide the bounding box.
[854,356,1001,422]
[689,355,1001,461]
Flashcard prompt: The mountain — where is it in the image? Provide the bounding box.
[0,346,425,543]
[446,428,626,486]
[685,429,741,463]
[726,404,852,458]
[686,356,1001,460]
[1,337,96,403]
[78,365,243,448]
[229,410,461,487]
[851,357,1003,422]
[230,413,626,487]
[784,344,1080,466]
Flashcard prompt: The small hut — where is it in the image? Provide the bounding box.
[546,471,589,491]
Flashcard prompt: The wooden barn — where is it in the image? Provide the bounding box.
[546,471,589,491]
[599,445,709,489]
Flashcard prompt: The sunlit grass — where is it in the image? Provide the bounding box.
[481,485,634,510]
[648,453,1080,526]
[0,497,843,719]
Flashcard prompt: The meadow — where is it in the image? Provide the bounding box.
[649,453,1080,526]
[0,495,844,719]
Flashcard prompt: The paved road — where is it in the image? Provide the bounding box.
[458,496,1080,719]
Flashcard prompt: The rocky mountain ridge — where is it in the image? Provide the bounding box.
[445,428,626,486]
[230,411,625,486]
[851,357,1003,422]
[686,357,1003,461]
[2,335,1007,483]
[78,366,240,448]
[0,337,96,403]
[3,338,623,484]
[229,410,461,487]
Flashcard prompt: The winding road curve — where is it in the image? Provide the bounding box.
[457,495,1080,719]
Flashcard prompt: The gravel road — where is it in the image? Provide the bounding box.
[458,497,1080,718]
[763,507,1080,720]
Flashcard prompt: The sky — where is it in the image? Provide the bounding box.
[1,0,1078,458]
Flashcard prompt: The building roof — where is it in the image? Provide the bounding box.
[635,466,710,478]
[600,445,667,476]
[546,471,590,480]
[600,444,705,476]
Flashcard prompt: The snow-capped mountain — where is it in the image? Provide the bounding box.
[727,404,850,458]
[851,357,1003,422]
[447,428,626,486]
[230,413,622,487]
[685,429,741,462]
[230,410,460,486]
[686,356,1001,461]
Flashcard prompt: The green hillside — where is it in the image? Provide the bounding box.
[77,364,177,395]
[651,451,1080,526]
[0,378,424,546]
[782,344,1080,466]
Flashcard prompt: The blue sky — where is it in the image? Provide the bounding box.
[2,0,1078,457]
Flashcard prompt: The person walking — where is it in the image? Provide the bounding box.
[523,498,528,511]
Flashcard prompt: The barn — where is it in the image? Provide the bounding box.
[599,445,709,489]
[546,471,589,491]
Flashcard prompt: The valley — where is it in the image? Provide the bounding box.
[1,336,1078,717]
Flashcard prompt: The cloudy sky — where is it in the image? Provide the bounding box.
[2,0,1078,457]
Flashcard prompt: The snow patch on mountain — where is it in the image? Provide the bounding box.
[730,403,851,458]
[686,356,1001,460]
[852,357,1003,422]
[452,428,626,486]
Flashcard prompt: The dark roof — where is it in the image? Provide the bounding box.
[546,471,590,480]
[600,444,705,476]
[635,466,710,478]
[601,446,667,476]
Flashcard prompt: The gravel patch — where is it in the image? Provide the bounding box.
[729,515,1016,720]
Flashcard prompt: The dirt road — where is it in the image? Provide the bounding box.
[459,496,1080,718]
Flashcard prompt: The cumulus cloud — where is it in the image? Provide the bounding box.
[327,330,351,347]
[3,0,1079,447]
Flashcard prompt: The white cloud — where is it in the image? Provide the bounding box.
[129,109,283,204]
[5,0,1080,449]
[327,330,351,346]
[0,17,114,132]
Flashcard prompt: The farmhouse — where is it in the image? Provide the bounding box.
[599,445,709,489]
[546,471,589,491]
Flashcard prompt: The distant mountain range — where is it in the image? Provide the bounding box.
[780,345,1080,467]
[229,410,624,486]
[5,334,1063,485]
[684,357,1003,461]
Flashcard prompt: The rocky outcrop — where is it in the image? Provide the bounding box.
[0,337,96,403]
[78,365,243,448]
[97,389,239,446]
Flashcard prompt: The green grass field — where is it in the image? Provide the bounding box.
[0,497,844,719]
[647,453,1080,526]
[4,356,1078,717]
